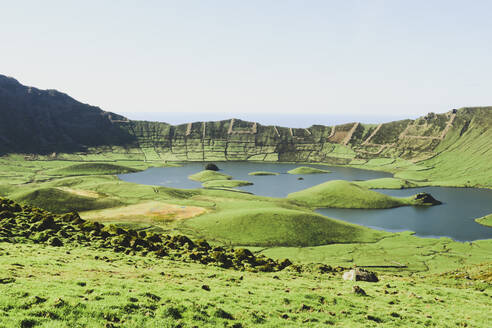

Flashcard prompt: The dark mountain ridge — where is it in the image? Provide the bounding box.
[0,75,134,154]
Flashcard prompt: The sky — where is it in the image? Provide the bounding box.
[2,1,492,126]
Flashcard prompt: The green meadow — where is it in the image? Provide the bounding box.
[0,137,490,327]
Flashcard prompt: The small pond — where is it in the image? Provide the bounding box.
[119,162,492,241]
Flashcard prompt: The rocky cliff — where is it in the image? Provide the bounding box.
[117,108,489,166]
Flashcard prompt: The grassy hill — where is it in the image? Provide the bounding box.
[12,187,123,213]
[287,166,331,174]
[188,170,232,182]
[183,206,387,247]
[248,171,279,176]
[49,163,139,176]
[475,213,492,227]
[287,180,420,209]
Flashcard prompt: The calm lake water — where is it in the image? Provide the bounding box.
[119,162,492,241]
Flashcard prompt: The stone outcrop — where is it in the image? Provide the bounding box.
[413,192,442,205]
[342,268,379,282]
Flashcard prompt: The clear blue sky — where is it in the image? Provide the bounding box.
[2,1,491,124]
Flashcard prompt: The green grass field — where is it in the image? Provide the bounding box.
[0,196,490,327]
[1,242,490,328]
[0,153,490,327]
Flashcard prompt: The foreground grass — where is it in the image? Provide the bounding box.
[261,231,492,274]
[0,242,490,327]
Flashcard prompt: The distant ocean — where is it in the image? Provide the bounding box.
[120,112,420,128]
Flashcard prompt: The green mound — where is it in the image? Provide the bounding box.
[51,163,139,176]
[202,180,253,188]
[184,207,387,247]
[13,188,122,213]
[0,197,292,273]
[355,178,420,189]
[475,214,492,227]
[188,170,232,182]
[287,166,331,175]
[248,171,280,176]
[287,180,413,209]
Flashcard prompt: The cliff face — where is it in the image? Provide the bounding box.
[119,108,489,165]
[0,75,135,154]
[0,74,490,184]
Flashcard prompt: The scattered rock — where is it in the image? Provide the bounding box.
[48,237,63,247]
[0,277,15,284]
[53,298,65,308]
[367,314,382,323]
[352,285,367,296]
[205,163,219,171]
[20,319,37,328]
[414,192,442,205]
[142,292,161,301]
[299,304,313,311]
[214,308,234,320]
[201,285,211,291]
[342,268,379,282]
[163,306,183,320]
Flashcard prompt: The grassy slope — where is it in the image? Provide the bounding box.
[475,214,492,227]
[355,178,420,189]
[11,187,122,213]
[1,242,490,327]
[0,157,490,326]
[392,108,492,188]
[287,166,331,174]
[287,180,416,208]
[261,232,492,274]
[49,163,140,176]
[183,205,387,247]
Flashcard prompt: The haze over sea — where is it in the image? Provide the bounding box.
[121,112,416,128]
